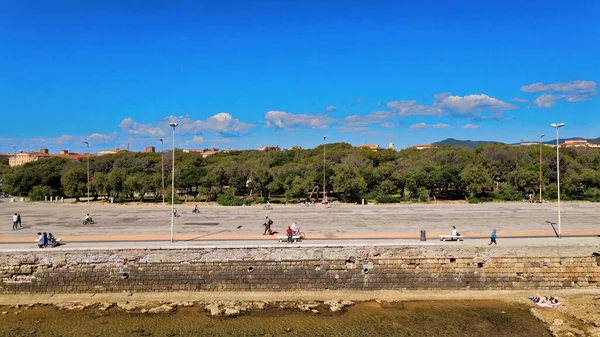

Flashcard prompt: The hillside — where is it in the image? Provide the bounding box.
[433,138,503,148]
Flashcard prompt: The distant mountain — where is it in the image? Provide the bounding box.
[434,137,600,148]
[433,138,504,148]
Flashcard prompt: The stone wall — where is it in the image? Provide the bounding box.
[1,246,599,294]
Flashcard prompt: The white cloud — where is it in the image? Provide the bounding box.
[387,100,443,117]
[433,123,452,129]
[85,132,118,144]
[55,135,73,144]
[264,111,332,130]
[533,94,559,108]
[344,110,395,127]
[520,80,597,108]
[182,136,205,147]
[520,80,597,93]
[408,123,430,130]
[434,94,516,118]
[119,117,166,136]
[31,135,73,145]
[388,93,515,119]
[511,98,530,103]
[462,124,480,129]
[380,122,397,128]
[166,113,254,136]
[335,126,368,133]
[326,105,337,112]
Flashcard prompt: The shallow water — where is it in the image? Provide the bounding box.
[0,300,551,337]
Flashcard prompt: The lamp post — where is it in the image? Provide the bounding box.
[159,138,164,204]
[11,145,16,155]
[539,133,545,202]
[169,122,178,243]
[550,123,565,238]
[323,136,327,202]
[83,141,90,204]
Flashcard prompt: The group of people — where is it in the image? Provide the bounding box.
[262,216,300,243]
[37,232,61,248]
[448,226,498,245]
[12,212,22,230]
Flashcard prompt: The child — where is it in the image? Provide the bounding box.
[286,226,293,243]
[489,229,497,245]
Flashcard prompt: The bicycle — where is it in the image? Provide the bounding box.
[263,205,273,210]
[82,218,95,225]
[330,200,341,207]
[300,201,315,207]
[293,228,306,240]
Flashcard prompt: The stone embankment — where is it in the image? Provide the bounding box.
[1,245,599,294]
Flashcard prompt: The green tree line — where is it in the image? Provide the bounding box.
[1,143,600,204]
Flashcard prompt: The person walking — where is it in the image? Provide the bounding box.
[489,229,497,246]
[17,212,22,228]
[12,213,18,230]
[263,216,273,235]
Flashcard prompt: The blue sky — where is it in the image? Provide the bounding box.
[1,1,599,154]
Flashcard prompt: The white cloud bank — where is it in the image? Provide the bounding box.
[520,80,597,108]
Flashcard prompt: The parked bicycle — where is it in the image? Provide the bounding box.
[300,201,315,207]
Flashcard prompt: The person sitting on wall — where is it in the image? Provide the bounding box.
[37,232,46,248]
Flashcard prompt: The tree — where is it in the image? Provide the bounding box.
[61,165,87,201]
[460,164,493,198]
[331,163,367,202]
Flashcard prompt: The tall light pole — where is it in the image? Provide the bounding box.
[159,138,165,204]
[83,141,90,204]
[550,123,565,238]
[323,136,327,202]
[539,133,545,202]
[169,122,178,243]
[11,145,16,155]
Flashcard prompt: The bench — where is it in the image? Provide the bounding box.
[277,236,302,242]
[439,235,464,241]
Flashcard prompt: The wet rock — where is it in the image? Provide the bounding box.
[173,301,194,307]
[98,302,113,311]
[223,307,241,317]
[116,302,138,311]
[148,304,175,314]
[1,311,7,315]
[205,303,221,317]
[310,309,319,314]
[297,302,319,311]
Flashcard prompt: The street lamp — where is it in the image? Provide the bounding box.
[11,145,16,155]
[83,141,90,204]
[169,122,178,243]
[323,136,327,203]
[159,138,164,204]
[539,133,545,202]
[550,123,565,238]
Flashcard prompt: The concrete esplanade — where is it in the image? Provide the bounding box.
[0,201,599,294]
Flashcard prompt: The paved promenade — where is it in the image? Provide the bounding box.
[1,199,599,250]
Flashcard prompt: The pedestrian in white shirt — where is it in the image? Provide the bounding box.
[12,213,18,230]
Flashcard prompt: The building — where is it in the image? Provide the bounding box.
[288,146,302,150]
[258,146,281,152]
[358,144,386,152]
[388,142,395,150]
[97,148,129,156]
[183,148,220,157]
[145,146,155,153]
[413,144,438,150]
[560,139,600,148]
[8,149,91,167]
